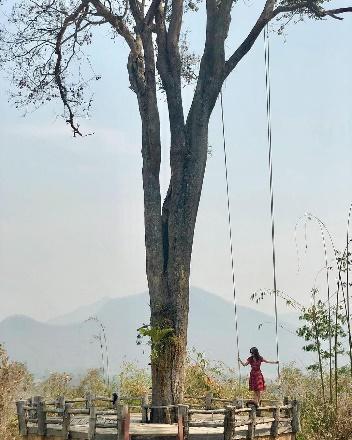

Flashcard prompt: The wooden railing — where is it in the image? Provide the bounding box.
[17,394,300,440]
[176,401,300,440]
[16,395,130,439]
[184,392,280,410]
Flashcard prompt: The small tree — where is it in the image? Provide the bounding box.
[77,368,111,396]
[298,295,346,371]
[252,286,348,403]
[297,289,346,403]
[0,345,33,440]
[1,0,351,412]
[336,240,352,375]
[40,372,75,398]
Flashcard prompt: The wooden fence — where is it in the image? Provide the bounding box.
[16,395,130,439]
[16,394,300,440]
[178,401,300,440]
[184,392,280,410]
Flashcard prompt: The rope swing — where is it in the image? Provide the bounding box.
[219,24,281,387]
[263,25,280,379]
[220,89,242,387]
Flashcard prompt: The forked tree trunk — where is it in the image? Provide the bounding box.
[144,112,210,420]
[127,9,225,419]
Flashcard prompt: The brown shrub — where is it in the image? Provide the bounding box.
[0,345,33,440]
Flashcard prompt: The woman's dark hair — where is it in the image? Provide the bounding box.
[249,347,262,361]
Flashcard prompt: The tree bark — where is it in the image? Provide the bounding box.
[125,6,219,418]
[148,116,210,419]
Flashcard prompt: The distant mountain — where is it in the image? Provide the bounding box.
[0,288,310,377]
[48,296,112,325]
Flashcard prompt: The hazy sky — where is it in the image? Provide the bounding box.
[0,1,351,322]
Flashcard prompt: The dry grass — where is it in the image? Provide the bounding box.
[1,346,351,440]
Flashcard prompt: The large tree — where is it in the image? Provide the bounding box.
[1,0,351,414]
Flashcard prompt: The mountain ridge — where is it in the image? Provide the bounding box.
[0,288,308,377]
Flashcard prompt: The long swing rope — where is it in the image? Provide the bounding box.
[220,25,281,393]
[219,90,242,391]
[263,25,280,379]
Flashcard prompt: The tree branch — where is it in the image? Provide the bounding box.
[224,0,351,92]
[187,0,233,122]
[168,0,183,48]
[54,0,139,135]
[224,0,275,78]
[154,1,186,176]
[90,0,137,51]
[117,0,129,20]
[54,1,90,136]
[321,6,352,19]
[144,0,163,26]
[273,3,352,20]
[128,0,144,26]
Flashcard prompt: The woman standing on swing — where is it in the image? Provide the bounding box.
[238,347,279,406]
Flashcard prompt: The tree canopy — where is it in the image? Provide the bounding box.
[0,0,351,136]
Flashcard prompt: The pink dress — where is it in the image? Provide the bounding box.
[247,356,266,391]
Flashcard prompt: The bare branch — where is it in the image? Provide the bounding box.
[225,0,351,80]
[224,0,275,78]
[322,6,352,19]
[117,0,129,20]
[90,0,137,51]
[273,3,352,20]
[54,1,90,136]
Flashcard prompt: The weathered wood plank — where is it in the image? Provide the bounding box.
[205,392,213,410]
[141,394,149,423]
[16,400,28,435]
[246,407,256,440]
[62,403,72,440]
[223,407,236,440]
[88,404,97,440]
[291,400,300,434]
[177,405,189,440]
[37,399,47,435]
[270,407,279,438]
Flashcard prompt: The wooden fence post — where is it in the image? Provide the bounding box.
[37,398,47,436]
[118,404,129,440]
[270,406,280,438]
[86,392,93,409]
[283,396,289,418]
[167,406,174,425]
[62,403,72,440]
[117,404,123,439]
[124,409,131,440]
[141,393,149,423]
[291,400,300,434]
[88,403,96,440]
[247,406,256,440]
[16,400,28,435]
[177,405,189,440]
[224,406,236,440]
[32,396,40,422]
[205,392,213,410]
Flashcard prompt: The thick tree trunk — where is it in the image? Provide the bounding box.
[147,115,210,420]
[149,275,189,421]
[127,17,220,420]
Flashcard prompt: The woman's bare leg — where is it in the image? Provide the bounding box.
[254,391,261,405]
